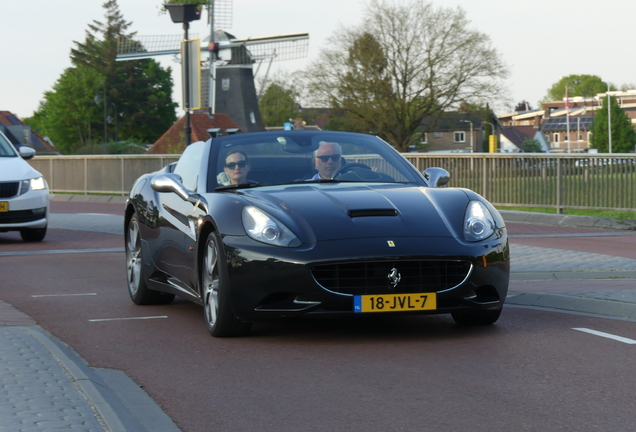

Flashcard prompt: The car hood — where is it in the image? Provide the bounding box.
[238,183,470,242]
[0,156,41,181]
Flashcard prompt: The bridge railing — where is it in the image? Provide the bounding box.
[29,153,636,213]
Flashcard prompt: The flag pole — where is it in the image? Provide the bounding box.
[565,86,571,153]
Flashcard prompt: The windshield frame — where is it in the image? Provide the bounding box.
[206,131,426,192]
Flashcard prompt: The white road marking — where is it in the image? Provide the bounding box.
[89,316,168,322]
[32,293,97,298]
[573,328,636,344]
[0,248,124,257]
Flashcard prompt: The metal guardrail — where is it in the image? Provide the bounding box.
[28,153,636,213]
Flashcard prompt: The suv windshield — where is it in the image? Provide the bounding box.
[208,131,425,189]
[0,132,18,158]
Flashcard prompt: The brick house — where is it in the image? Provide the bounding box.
[147,113,241,154]
[0,111,59,155]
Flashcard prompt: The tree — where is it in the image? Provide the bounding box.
[522,139,543,153]
[589,95,636,153]
[303,0,508,152]
[259,82,297,127]
[514,100,532,111]
[29,0,176,153]
[258,72,307,127]
[541,75,613,105]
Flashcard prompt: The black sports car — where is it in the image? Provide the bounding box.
[125,131,509,337]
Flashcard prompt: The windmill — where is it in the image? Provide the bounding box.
[116,0,309,133]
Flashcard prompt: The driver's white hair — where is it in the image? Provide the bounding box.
[314,141,342,158]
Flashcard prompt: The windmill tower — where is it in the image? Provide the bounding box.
[116,0,309,133]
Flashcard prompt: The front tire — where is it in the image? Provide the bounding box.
[451,308,502,325]
[201,232,251,337]
[20,226,47,242]
[126,214,174,305]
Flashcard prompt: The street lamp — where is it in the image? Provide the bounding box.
[107,103,118,142]
[165,4,202,147]
[94,86,107,144]
[482,121,496,153]
[460,119,474,152]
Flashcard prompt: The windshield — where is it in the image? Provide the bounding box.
[0,132,18,157]
[208,131,425,190]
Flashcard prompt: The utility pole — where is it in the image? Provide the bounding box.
[460,120,474,152]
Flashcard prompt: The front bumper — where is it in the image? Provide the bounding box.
[0,190,49,230]
[221,234,510,321]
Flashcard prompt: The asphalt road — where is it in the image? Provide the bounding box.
[2,200,636,431]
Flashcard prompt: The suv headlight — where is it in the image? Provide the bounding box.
[19,177,46,195]
[242,206,301,247]
[31,177,46,190]
[463,200,495,242]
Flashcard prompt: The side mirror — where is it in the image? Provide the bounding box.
[150,173,190,201]
[150,173,209,212]
[19,146,36,160]
[422,167,450,187]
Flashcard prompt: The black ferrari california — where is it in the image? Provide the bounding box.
[125,131,509,337]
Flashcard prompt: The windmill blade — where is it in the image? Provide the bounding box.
[116,34,199,61]
[210,33,309,62]
[117,32,308,62]
[207,0,233,29]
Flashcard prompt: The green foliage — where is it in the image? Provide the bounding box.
[30,0,177,154]
[304,0,509,152]
[542,74,613,105]
[259,83,297,127]
[590,96,636,153]
[161,0,208,11]
[522,139,544,153]
[74,139,149,155]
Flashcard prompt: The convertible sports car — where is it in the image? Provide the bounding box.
[125,131,509,337]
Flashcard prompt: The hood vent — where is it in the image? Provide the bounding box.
[348,209,398,218]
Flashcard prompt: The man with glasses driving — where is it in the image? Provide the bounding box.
[310,142,343,180]
[223,150,252,185]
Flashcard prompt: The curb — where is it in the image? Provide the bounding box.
[506,292,636,320]
[18,326,181,432]
[500,210,636,230]
[511,270,636,281]
[51,194,127,204]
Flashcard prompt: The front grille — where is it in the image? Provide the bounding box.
[0,182,19,198]
[312,260,472,295]
[0,210,45,224]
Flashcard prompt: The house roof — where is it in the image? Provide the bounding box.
[419,112,489,132]
[541,116,594,132]
[0,111,59,154]
[147,113,241,154]
[500,126,537,148]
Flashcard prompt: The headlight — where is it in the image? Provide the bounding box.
[242,206,301,247]
[463,200,495,242]
[19,177,46,195]
[31,177,46,190]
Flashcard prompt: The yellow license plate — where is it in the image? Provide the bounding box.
[0,202,7,212]
[354,293,436,313]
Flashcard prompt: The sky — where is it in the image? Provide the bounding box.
[2,0,636,119]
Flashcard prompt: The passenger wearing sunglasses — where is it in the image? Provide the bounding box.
[223,150,252,185]
[310,142,343,180]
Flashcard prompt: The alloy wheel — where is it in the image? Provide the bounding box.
[203,237,219,328]
[126,220,142,296]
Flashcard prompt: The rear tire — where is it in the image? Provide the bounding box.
[201,232,251,337]
[126,214,174,305]
[20,226,47,242]
[451,308,502,325]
